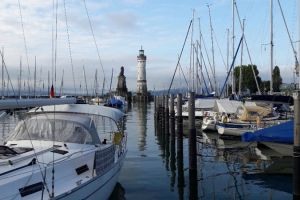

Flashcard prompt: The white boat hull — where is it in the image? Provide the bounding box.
[217,126,253,137]
[201,118,216,132]
[55,152,126,200]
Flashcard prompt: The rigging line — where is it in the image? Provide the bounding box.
[197,41,213,91]
[83,0,106,89]
[167,20,193,94]
[277,0,299,67]
[234,2,261,94]
[52,0,54,85]
[54,0,58,88]
[51,1,59,197]
[0,50,51,197]
[220,36,243,97]
[83,65,89,96]
[200,31,214,80]
[63,0,77,95]
[94,69,98,96]
[199,60,209,95]
[177,61,189,87]
[208,4,216,93]
[17,0,31,96]
[109,68,113,94]
[212,30,227,71]
[194,43,210,94]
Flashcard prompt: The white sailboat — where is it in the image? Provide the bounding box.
[0,104,126,200]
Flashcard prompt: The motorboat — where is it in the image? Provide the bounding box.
[0,104,126,200]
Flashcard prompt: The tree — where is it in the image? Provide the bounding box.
[272,66,282,92]
[234,64,262,94]
[261,80,270,93]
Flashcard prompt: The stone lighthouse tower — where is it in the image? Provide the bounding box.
[136,47,147,96]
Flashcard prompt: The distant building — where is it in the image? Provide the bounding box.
[136,47,147,96]
[116,66,128,97]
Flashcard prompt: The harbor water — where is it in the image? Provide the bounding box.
[0,103,293,199]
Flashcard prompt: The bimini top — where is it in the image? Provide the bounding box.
[29,104,125,122]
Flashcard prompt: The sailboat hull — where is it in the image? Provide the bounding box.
[55,152,126,200]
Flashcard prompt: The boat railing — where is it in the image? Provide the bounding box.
[95,145,115,176]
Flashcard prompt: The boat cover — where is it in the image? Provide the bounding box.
[213,99,242,114]
[183,98,216,109]
[29,104,125,122]
[237,105,272,121]
[241,120,293,144]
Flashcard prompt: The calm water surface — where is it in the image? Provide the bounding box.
[0,104,293,200]
[117,102,292,200]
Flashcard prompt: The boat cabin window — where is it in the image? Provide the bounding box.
[9,117,94,144]
[91,115,119,135]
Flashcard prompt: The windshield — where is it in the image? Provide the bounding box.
[9,118,93,144]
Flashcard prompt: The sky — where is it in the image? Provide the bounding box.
[0,0,298,95]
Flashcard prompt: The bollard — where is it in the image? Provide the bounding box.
[159,96,163,131]
[293,90,300,199]
[154,96,157,115]
[170,94,175,138]
[176,94,184,200]
[165,95,169,135]
[169,95,176,189]
[161,96,165,133]
[188,92,197,170]
[188,92,198,200]
[165,95,170,168]
[177,141,184,200]
[176,93,183,154]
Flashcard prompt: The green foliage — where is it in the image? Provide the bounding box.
[272,66,282,92]
[233,65,283,94]
[261,80,270,93]
[234,65,262,94]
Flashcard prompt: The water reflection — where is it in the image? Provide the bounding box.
[109,182,126,200]
[136,103,147,152]
[176,116,185,200]
[170,117,176,190]
[201,131,293,196]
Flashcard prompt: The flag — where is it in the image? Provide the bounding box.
[50,85,55,98]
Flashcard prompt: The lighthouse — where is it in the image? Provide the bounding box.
[136,47,147,96]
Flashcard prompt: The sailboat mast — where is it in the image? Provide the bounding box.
[195,43,199,94]
[208,5,216,94]
[189,10,195,92]
[226,28,230,97]
[19,58,22,98]
[270,0,274,94]
[48,70,50,95]
[83,65,88,96]
[109,68,113,94]
[34,56,36,98]
[232,0,235,94]
[299,0,300,89]
[198,19,203,95]
[94,69,98,96]
[1,48,4,99]
[239,19,245,96]
[60,69,64,96]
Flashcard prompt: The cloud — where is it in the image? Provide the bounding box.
[106,12,138,31]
